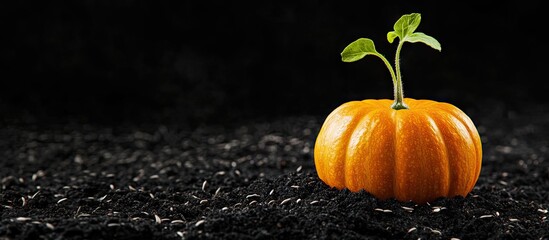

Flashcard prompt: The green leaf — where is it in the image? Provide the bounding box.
[404,32,441,51]
[341,38,380,62]
[392,13,421,40]
[387,31,398,43]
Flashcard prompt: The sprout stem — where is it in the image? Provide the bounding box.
[391,41,408,110]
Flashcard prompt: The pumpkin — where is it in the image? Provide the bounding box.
[314,98,482,203]
[314,13,482,203]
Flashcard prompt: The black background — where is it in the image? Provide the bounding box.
[1,1,546,125]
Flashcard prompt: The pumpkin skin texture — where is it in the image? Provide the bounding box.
[314,98,482,203]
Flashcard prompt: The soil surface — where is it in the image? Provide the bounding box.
[1,100,548,240]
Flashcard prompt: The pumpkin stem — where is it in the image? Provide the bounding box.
[390,41,409,110]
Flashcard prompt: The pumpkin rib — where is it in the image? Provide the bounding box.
[391,110,400,201]
[345,108,383,192]
[433,104,482,193]
[426,112,452,197]
[320,101,373,189]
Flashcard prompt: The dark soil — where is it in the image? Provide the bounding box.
[1,100,549,240]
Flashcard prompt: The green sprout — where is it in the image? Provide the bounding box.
[340,13,441,110]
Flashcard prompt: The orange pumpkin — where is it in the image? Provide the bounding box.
[314,13,482,203]
[314,98,482,203]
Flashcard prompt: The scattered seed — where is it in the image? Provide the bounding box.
[30,191,40,199]
[509,218,519,222]
[107,223,120,227]
[432,206,446,213]
[195,220,205,227]
[401,206,414,212]
[200,200,208,205]
[78,214,91,217]
[45,223,55,230]
[131,217,141,221]
[110,184,115,190]
[155,214,161,224]
[171,220,185,224]
[233,203,242,208]
[176,231,184,237]
[310,200,319,205]
[215,171,226,176]
[296,166,302,173]
[21,197,27,207]
[214,187,221,197]
[430,228,442,235]
[234,170,241,176]
[246,194,260,199]
[149,193,155,199]
[249,200,258,205]
[538,209,548,214]
[450,238,461,240]
[269,189,274,195]
[15,217,31,222]
[75,206,81,217]
[57,198,68,204]
[495,212,500,216]
[202,181,207,192]
[280,198,292,205]
[480,215,494,219]
[106,173,115,178]
[268,200,276,205]
[374,208,392,213]
[98,195,107,202]
[3,205,13,209]
[407,227,416,233]
[150,175,159,179]
[128,185,136,191]
[191,195,200,199]
[221,207,229,211]
[290,185,299,189]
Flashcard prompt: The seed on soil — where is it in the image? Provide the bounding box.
[296,199,301,204]
[538,209,548,214]
[280,198,292,205]
[246,194,260,199]
[296,166,302,173]
[107,223,120,227]
[15,217,32,222]
[249,200,258,205]
[479,215,494,219]
[195,220,206,227]
[432,206,446,213]
[45,223,55,230]
[509,218,519,222]
[310,200,319,205]
[21,197,26,207]
[407,227,416,233]
[429,228,442,235]
[171,220,184,224]
[128,185,136,191]
[57,198,68,204]
[155,214,161,224]
[290,185,299,189]
[149,193,155,199]
[221,207,228,211]
[30,191,40,199]
[269,189,274,195]
[200,200,208,204]
[374,208,392,213]
[110,184,115,190]
[214,187,221,197]
[98,195,107,201]
[401,206,414,212]
[202,181,207,192]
